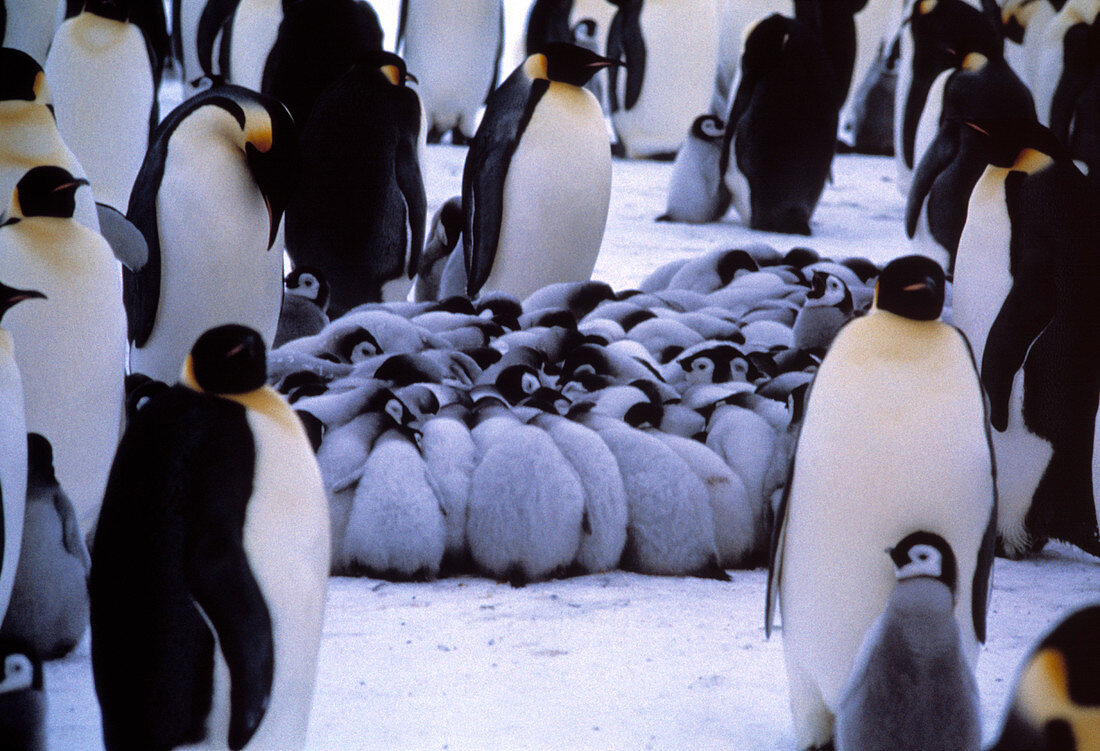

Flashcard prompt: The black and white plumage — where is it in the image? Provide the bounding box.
[659,114,731,224]
[0,639,45,751]
[274,267,330,348]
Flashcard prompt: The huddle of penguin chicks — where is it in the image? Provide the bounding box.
[267,242,880,586]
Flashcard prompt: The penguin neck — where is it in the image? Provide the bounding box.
[1012,647,1071,727]
[66,12,136,52]
[972,164,1012,205]
[0,103,62,157]
[181,359,303,435]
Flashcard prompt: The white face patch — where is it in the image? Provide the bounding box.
[294,273,319,300]
[521,372,540,395]
[686,357,714,385]
[897,543,943,580]
[350,341,377,363]
[385,398,406,426]
[0,654,34,694]
[730,358,749,381]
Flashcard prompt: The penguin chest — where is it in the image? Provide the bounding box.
[0,336,27,619]
[488,85,611,300]
[953,166,1013,368]
[44,15,154,212]
[207,394,330,749]
[780,316,993,707]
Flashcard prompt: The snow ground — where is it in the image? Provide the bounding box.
[44,143,1099,750]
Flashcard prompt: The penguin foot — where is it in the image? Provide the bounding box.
[505,566,529,589]
[692,558,731,582]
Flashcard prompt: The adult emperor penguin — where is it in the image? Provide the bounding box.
[90,324,330,751]
[0,433,91,661]
[1032,0,1100,127]
[833,532,982,751]
[463,42,617,300]
[0,49,99,233]
[397,0,502,144]
[44,0,160,212]
[126,85,298,384]
[0,166,126,540]
[606,0,720,159]
[893,0,1003,194]
[284,51,425,313]
[767,255,997,750]
[905,50,1036,273]
[1049,11,1100,185]
[953,118,1100,558]
[987,603,1100,751]
[0,282,42,627]
[720,14,839,236]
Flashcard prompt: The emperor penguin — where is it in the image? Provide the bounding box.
[767,255,997,750]
[1032,0,1100,127]
[659,114,731,224]
[953,118,1100,558]
[987,603,1100,751]
[606,0,719,159]
[834,532,982,751]
[905,50,1036,273]
[0,166,127,541]
[1048,11,1100,186]
[0,433,91,661]
[126,85,298,384]
[0,282,42,627]
[463,43,617,300]
[397,0,503,144]
[893,0,1003,194]
[274,267,330,348]
[1000,0,1065,88]
[791,271,854,351]
[44,0,160,213]
[0,640,45,751]
[413,196,465,303]
[284,51,425,313]
[196,0,284,92]
[260,0,385,129]
[0,49,99,233]
[721,14,839,236]
[709,0,781,118]
[90,324,330,751]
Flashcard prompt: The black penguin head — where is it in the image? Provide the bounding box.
[336,328,382,364]
[82,0,136,22]
[528,42,621,87]
[805,271,852,311]
[691,115,726,143]
[0,49,47,104]
[187,325,267,394]
[963,117,1067,168]
[496,365,544,405]
[25,432,58,487]
[9,167,88,220]
[0,640,43,694]
[433,197,464,254]
[0,281,45,325]
[875,255,945,321]
[285,266,329,311]
[888,531,958,593]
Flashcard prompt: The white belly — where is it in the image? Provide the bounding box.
[953,166,1014,369]
[486,83,611,300]
[188,391,329,750]
[0,338,27,623]
[612,0,719,157]
[0,222,126,538]
[229,0,283,91]
[44,15,154,212]
[780,315,993,710]
[130,129,281,383]
[402,0,500,137]
[0,105,101,232]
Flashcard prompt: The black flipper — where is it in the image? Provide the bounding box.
[462,66,545,296]
[972,503,996,643]
[396,0,408,54]
[905,119,958,238]
[197,0,240,81]
[395,131,426,278]
[606,1,644,113]
[1049,23,1092,146]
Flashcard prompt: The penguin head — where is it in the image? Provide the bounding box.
[6,167,88,222]
[82,0,137,23]
[496,364,545,405]
[527,43,622,87]
[874,255,945,321]
[909,0,1004,63]
[691,115,726,143]
[0,281,45,325]
[805,272,852,311]
[0,641,42,694]
[285,267,329,311]
[888,531,958,593]
[963,118,1067,169]
[185,325,267,395]
[990,604,1100,751]
[680,345,754,385]
[360,50,417,88]
[0,49,49,105]
[1000,0,1043,45]
[336,328,383,364]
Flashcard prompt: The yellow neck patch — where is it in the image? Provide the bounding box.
[1013,148,1054,175]
[962,52,988,72]
[241,103,273,153]
[524,53,549,81]
[182,355,301,433]
[380,64,401,87]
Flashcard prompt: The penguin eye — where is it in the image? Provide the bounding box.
[828,279,840,292]
[694,361,707,372]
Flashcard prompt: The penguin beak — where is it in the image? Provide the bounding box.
[53,178,90,193]
[904,279,933,293]
[405,72,419,85]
